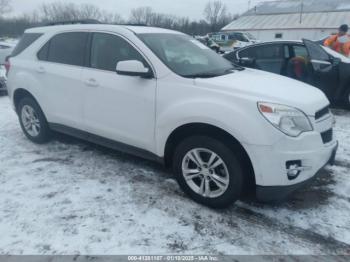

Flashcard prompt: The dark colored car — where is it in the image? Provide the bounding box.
[224,39,350,109]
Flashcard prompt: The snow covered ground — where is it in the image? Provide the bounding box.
[0,95,350,255]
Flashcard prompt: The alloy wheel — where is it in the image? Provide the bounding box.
[181,148,230,198]
[21,105,41,137]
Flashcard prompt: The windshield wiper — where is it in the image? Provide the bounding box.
[183,73,222,78]
[231,63,245,71]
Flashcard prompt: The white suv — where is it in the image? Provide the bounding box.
[6,23,338,208]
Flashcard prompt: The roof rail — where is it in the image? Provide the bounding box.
[44,19,101,26]
[113,23,149,27]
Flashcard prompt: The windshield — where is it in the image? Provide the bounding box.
[138,33,234,78]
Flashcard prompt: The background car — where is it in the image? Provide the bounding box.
[224,39,350,109]
[0,41,15,65]
[208,31,259,53]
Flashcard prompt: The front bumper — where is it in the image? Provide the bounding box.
[256,141,338,202]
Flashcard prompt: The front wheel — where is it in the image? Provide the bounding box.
[173,136,244,208]
[18,97,51,144]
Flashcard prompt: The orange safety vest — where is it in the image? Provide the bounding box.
[324,34,350,56]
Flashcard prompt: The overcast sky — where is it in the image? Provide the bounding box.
[9,0,267,19]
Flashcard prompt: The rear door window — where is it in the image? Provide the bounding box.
[292,45,309,59]
[40,32,88,67]
[238,46,257,58]
[254,44,284,74]
[11,33,42,57]
[239,44,284,74]
[255,44,283,60]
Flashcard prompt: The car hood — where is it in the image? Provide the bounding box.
[194,68,329,116]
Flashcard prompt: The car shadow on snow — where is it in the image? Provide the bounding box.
[241,168,337,210]
[51,131,339,211]
[38,131,350,254]
[52,131,173,178]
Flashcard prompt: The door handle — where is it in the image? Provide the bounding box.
[36,67,46,74]
[85,78,99,87]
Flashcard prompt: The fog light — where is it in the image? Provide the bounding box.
[286,160,302,180]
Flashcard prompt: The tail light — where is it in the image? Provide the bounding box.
[4,56,11,76]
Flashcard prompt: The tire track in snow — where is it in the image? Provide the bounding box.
[222,206,350,255]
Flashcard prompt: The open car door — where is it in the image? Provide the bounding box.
[303,39,339,100]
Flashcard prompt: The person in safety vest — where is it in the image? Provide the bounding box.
[324,24,350,57]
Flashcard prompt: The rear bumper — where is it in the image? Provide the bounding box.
[256,141,338,202]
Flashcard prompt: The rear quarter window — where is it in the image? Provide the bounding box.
[11,33,43,57]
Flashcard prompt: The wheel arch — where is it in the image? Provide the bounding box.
[164,123,256,190]
[13,88,40,114]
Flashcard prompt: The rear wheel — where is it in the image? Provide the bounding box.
[173,136,244,208]
[18,97,51,144]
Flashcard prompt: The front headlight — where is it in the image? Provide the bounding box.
[258,102,313,137]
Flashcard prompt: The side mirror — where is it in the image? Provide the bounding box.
[240,57,255,66]
[116,60,153,78]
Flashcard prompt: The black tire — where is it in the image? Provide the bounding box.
[344,89,350,110]
[173,136,244,208]
[18,97,51,144]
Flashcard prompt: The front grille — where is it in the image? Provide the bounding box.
[321,129,333,144]
[315,106,330,121]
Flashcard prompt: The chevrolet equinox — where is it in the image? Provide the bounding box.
[6,23,338,208]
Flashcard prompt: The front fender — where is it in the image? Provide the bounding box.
[155,99,283,157]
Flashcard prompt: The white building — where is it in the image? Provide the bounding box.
[222,0,350,41]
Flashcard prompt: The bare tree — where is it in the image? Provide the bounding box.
[79,4,103,20]
[0,1,228,38]
[38,1,124,23]
[129,7,154,24]
[0,0,12,16]
[203,0,229,30]
[99,10,124,24]
[40,2,79,21]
